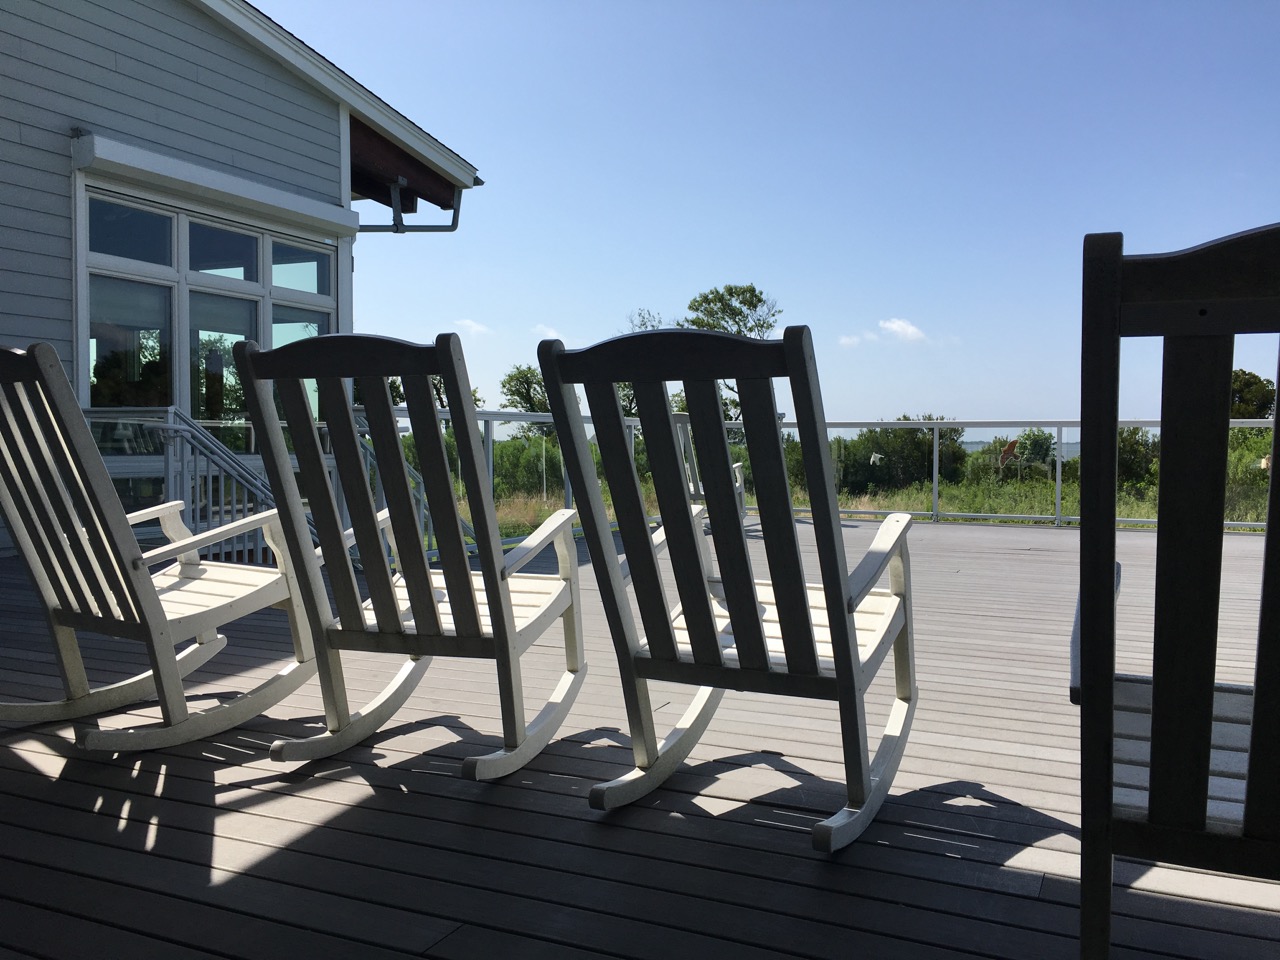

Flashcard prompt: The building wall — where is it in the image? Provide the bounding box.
[0,0,344,363]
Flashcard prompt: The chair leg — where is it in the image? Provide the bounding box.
[1080,841,1113,958]
[465,589,587,781]
[590,684,725,810]
[813,693,916,853]
[271,656,432,762]
[464,662,586,781]
[0,633,226,724]
[78,657,318,752]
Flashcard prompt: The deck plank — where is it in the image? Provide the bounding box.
[0,523,1276,959]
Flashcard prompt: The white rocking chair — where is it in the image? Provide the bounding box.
[0,343,316,750]
[540,324,917,852]
[235,333,585,775]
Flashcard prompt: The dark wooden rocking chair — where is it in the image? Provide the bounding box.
[1078,224,1280,957]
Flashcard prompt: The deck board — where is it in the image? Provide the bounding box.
[0,522,1276,958]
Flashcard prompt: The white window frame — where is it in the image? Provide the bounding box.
[71,135,356,412]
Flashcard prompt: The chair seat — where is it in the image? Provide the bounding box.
[647,580,904,676]
[152,560,288,612]
[1110,677,1254,835]
[365,569,571,636]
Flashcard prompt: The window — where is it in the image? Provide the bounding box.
[89,198,171,266]
[272,242,331,295]
[191,223,258,282]
[89,275,172,407]
[81,190,338,420]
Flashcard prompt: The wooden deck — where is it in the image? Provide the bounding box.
[0,521,1276,959]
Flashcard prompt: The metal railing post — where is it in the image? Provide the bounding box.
[932,425,940,521]
[1055,424,1064,526]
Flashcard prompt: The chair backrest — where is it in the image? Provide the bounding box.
[1079,224,1280,840]
[0,344,155,636]
[540,325,859,686]
[235,333,513,646]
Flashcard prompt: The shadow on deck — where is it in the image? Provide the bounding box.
[0,523,1275,959]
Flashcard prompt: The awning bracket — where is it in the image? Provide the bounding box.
[360,178,463,234]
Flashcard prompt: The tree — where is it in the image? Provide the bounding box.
[682,283,781,339]
[839,415,966,492]
[677,283,782,429]
[625,307,665,333]
[500,363,553,436]
[1231,368,1276,420]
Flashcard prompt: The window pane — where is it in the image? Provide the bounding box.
[272,242,331,295]
[89,275,172,407]
[190,222,258,282]
[89,198,172,266]
[272,304,329,346]
[191,293,255,434]
[273,305,329,418]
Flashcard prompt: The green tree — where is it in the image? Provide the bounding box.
[840,415,966,492]
[500,363,553,436]
[676,283,782,430]
[1116,426,1160,491]
[682,283,781,338]
[1231,368,1276,420]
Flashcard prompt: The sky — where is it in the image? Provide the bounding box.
[251,0,1280,426]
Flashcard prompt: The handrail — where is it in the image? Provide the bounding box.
[86,407,1273,537]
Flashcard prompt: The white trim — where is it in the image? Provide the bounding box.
[72,171,90,404]
[339,103,353,206]
[190,0,479,190]
[337,235,354,335]
[73,135,359,238]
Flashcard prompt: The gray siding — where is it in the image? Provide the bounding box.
[0,0,344,360]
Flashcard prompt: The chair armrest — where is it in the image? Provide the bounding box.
[1070,561,1122,704]
[125,501,187,526]
[137,509,282,569]
[845,512,912,609]
[504,508,577,576]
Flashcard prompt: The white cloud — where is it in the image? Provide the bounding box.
[455,318,490,336]
[533,323,560,339]
[879,318,926,342]
[839,331,878,348]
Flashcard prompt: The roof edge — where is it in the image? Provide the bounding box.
[189,0,479,190]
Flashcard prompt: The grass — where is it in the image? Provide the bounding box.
[479,476,1264,542]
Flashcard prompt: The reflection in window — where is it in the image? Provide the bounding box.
[89,275,172,407]
[190,222,258,282]
[272,242,331,295]
[89,198,172,266]
[272,304,329,346]
[273,305,329,416]
[191,293,255,429]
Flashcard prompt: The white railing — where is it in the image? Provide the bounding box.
[85,407,1273,538]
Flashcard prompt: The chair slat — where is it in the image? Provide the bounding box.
[317,377,403,634]
[1245,377,1280,839]
[0,386,81,614]
[401,374,479,637]
[739,377,818,675]
[276,376,366,630]
[1147,334,1233,831]
[428,354,492,640]
[684,379,768,671]
[633,380,719,666]
[359,375,441,636]
[1,382,131,621]
[584,380,680,661]
[785,329,856,678]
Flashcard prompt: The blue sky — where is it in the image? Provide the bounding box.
[252,0,1279,423]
